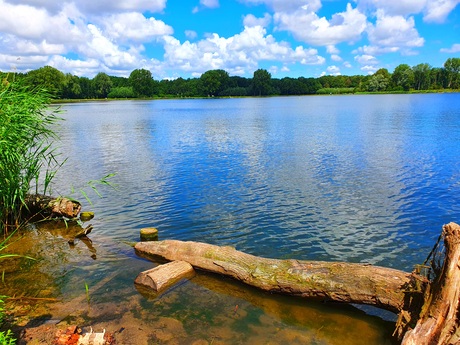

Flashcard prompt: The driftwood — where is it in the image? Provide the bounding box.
[135,241,414,313]
[135,222,460,344]
[134,261,195,293]
[24,194,81,219]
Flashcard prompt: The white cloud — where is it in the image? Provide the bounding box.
[440,43,460,53]
[4,0,167,15]
[343,61,352,68]
[273,3,367,46]
[185,30,198,40]
[243,13,272,27]
[423,0,460,23]
[331,54,342,62]
[365,10,424,54]
[281,65,290,72]
[358,0,459,23]
[241,0,322,13]
[358,0,427,16]
[361,65,378,74]
[99,12,173,42]
[354,54,379,65]
[161,25,324,77]
[326,45,340,54]
[326,65,341,75]
[200,0,219,8]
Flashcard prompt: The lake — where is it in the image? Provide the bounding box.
[3,94,460,344]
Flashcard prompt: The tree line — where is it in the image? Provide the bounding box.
[1,57,459,100]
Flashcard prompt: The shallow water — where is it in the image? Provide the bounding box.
[2,94,460,344]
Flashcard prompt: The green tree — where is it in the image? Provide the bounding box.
[252,69,272,96]
[92,72,113,98]
[392,64,414,91]
[368,73,390,92]
[200,69,229,96]
[129,69,155,97]
[62,73,81,99]
[412,63,431,90]
[26,66,65,97]
[444,57,460,89]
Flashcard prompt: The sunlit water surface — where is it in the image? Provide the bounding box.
[3,94,460,344]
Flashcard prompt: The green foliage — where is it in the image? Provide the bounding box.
[392,64,414,91]
[200,69,230,96]
[252,69,273,96]
[25,66,65,97]
[92,72,113,98]
[316,87,355,95]
[444,57,460,89]
[368,73,390,92]
[129,69,155,97]
[72,173,117,206]
[0,329,16,345]
[108,86,135,98]
[0,82,62,232]
[0,295,15,344]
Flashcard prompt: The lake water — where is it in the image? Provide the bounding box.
[3,94,460,344]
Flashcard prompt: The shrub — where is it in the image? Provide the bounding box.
[0,81,62,232]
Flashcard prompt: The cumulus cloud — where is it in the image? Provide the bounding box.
[241,0,322,13]
[3,0,167,14]
[354,54,379,65]
[273,3,367,46]
[99,12,173,42]
[193,0,219,13]
[440,43,460,53]
[243,13,271,27]
[161,26,324,76]
[423,0,460,23]
[367,10,425,53]
[185,30,198,40]
[326,65,341,75]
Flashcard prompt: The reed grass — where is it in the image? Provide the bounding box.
[0,81,63,233]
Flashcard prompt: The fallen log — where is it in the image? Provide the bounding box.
[135,222,460,344]
[24,194,81,219]
[135,240,415,314]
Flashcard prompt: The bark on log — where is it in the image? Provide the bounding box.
[24,194,81,219]
[134,261,195,293]
[135,240,414,313]
[400,222,460,345]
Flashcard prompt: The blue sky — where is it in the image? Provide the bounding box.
[0,0,459,79]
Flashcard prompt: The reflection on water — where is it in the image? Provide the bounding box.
[2,94,460,344]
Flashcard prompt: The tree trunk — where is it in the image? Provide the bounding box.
[400,222,460,345]
[135,240,414,314]
[135,222,460,344]
[24,194,81,219]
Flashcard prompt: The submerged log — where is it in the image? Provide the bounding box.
[24,194,81,219]
[134,261,195,293]
[135,240,414,313]
[135,222,460,344]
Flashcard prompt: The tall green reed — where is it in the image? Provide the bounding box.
[0,81,62,233]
